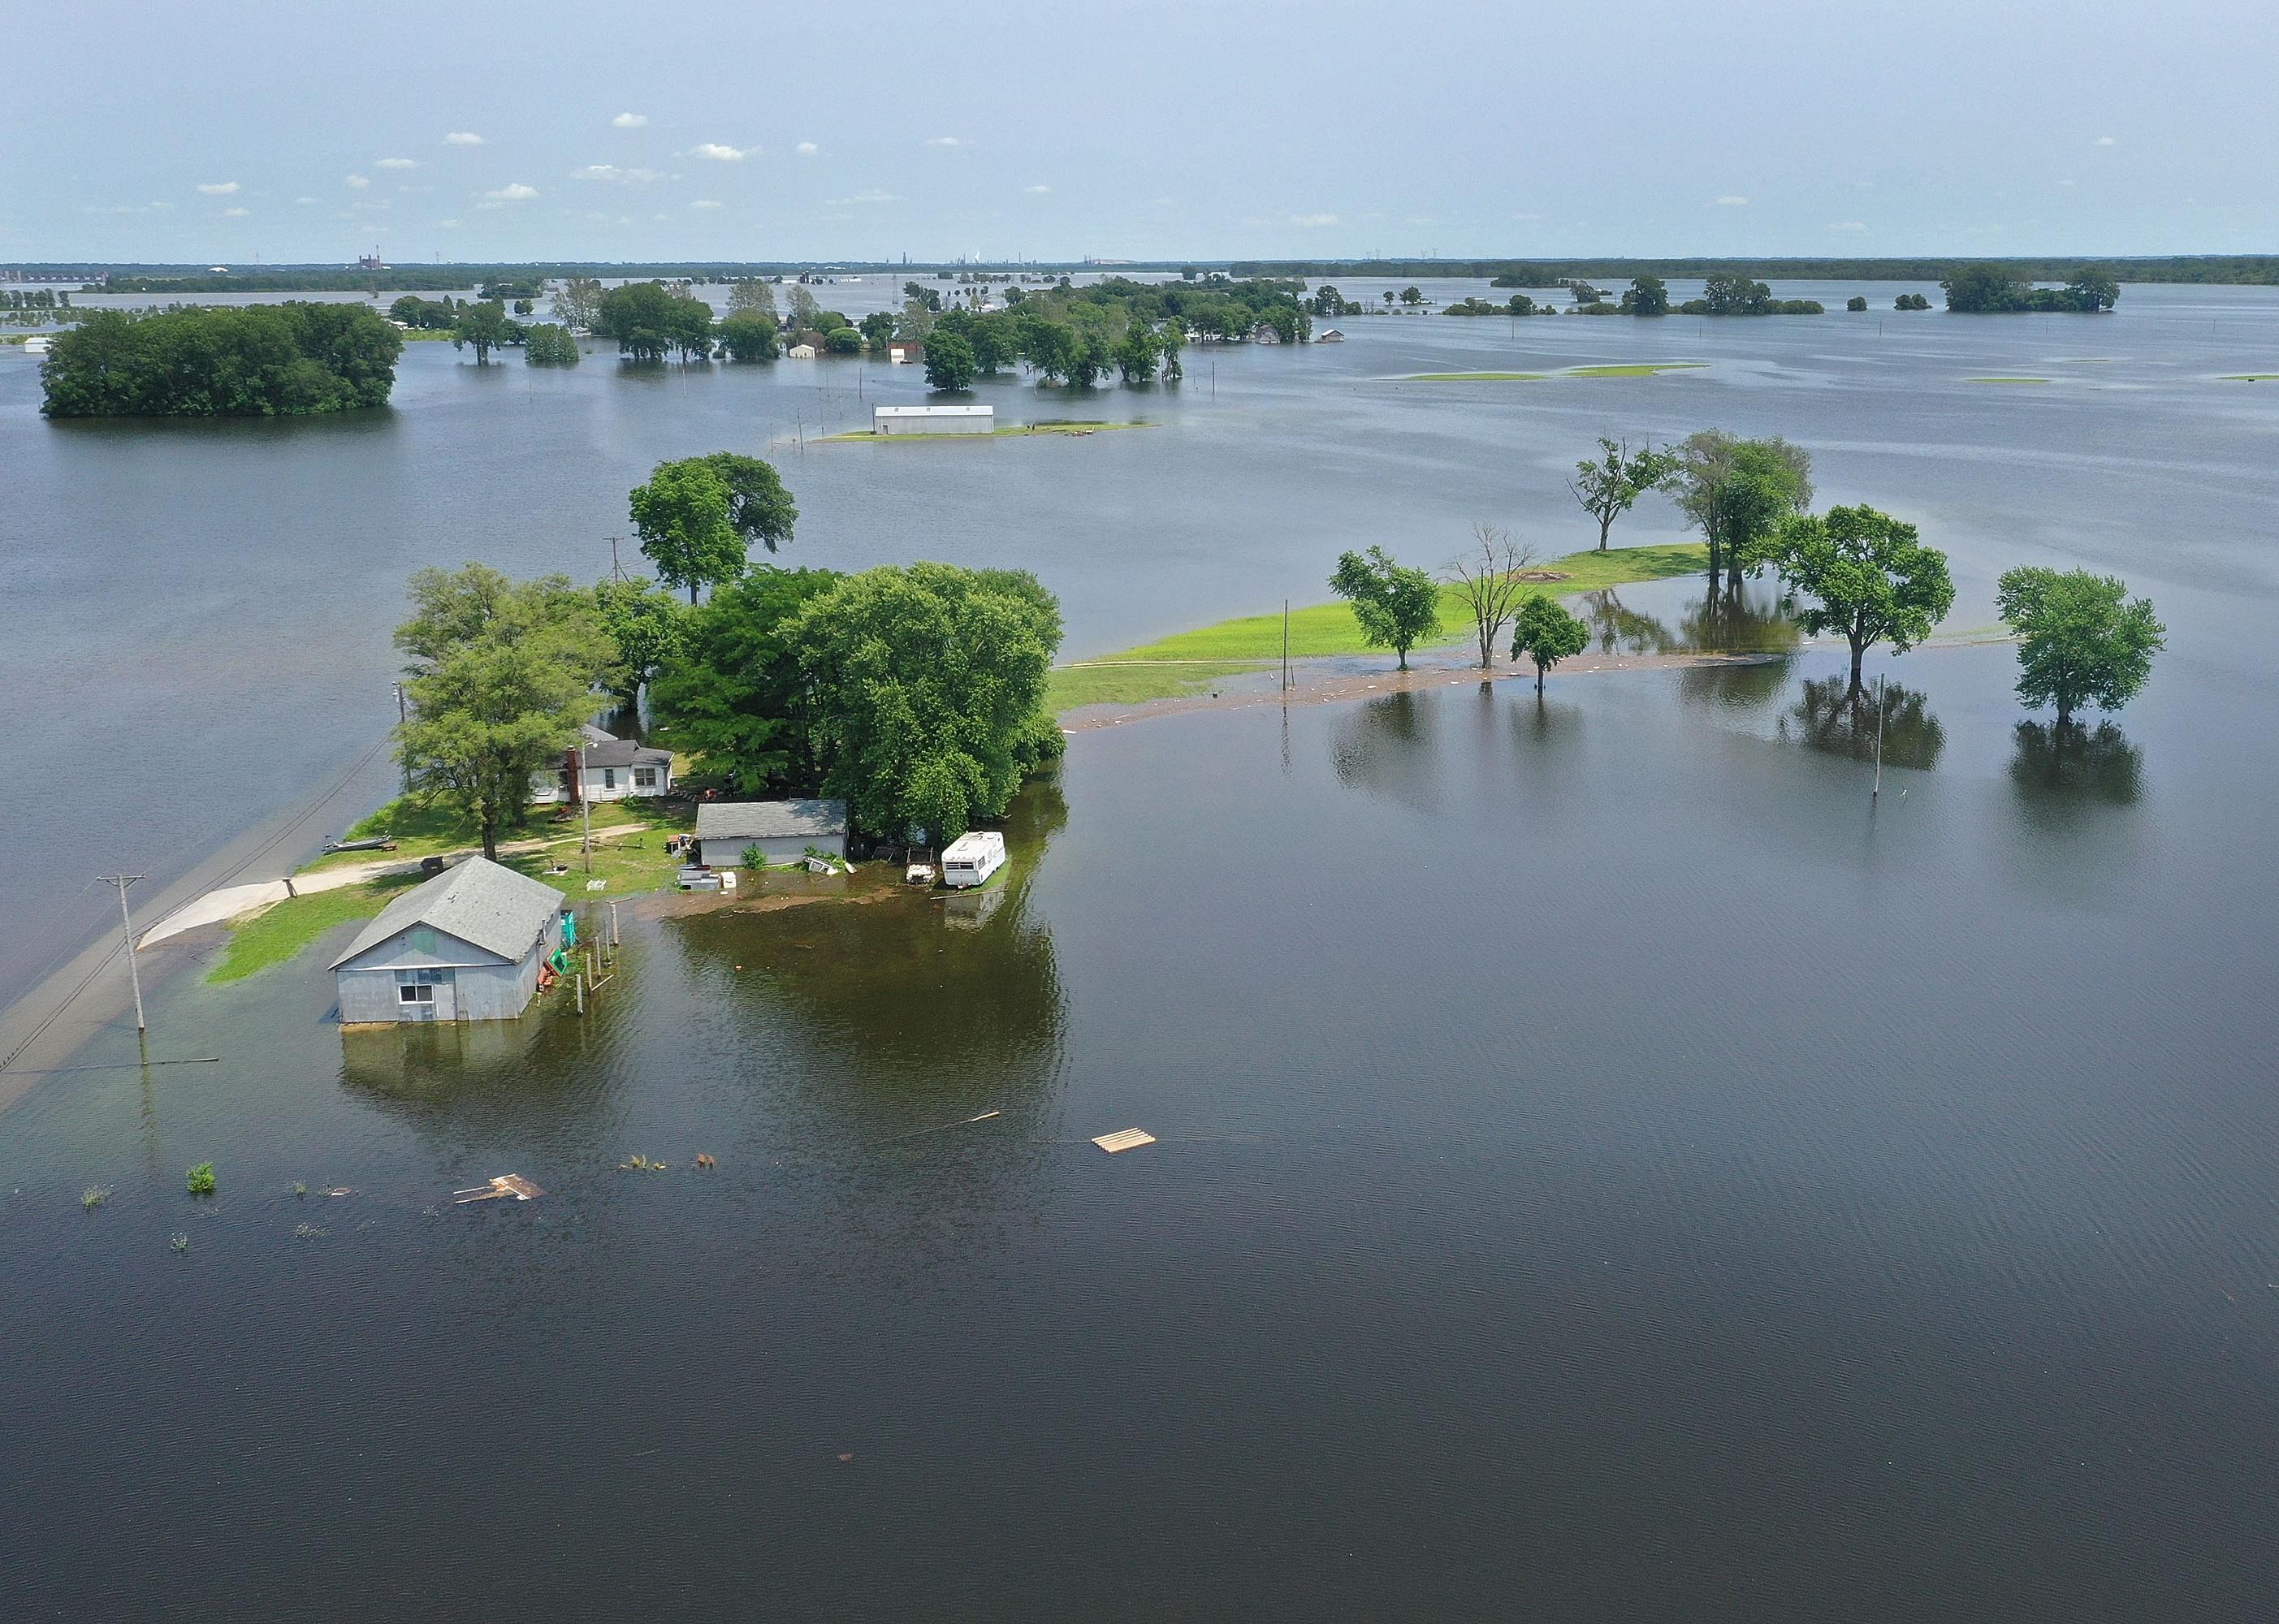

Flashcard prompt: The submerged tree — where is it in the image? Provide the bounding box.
[1442,523,1537,671]
[1773,504,1954,695]
[1571,437,1680,551]
[648,566,845,793]
[593,577,688,709]
[1676,430,1814,589]
[1995,567,2164,725]
[451,300,509,364]
[393,564,612,860]
[1331,546,1442,671]
[924,330,977,391]
[629,460,741,604]
[1511,594,1589,694]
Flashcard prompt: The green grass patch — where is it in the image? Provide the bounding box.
[207,874,421,985]
[300,794,676,873]
[2220,374,2279,382]
[819,420,1150,443]
[1057,542,1710,695]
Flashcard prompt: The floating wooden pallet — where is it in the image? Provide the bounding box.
[452,1174,543,1203]
[1092,1129,1156,1155]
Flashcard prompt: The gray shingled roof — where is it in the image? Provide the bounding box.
[577,738,671,770]
[329,856,565,970]
[696,798,847,841]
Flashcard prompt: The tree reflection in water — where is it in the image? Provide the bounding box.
[1676,582,1800,711]
[1778,676,1947,771]
[2009,719,2143,817]
[1330,689,1441,815]
[1576,589,1680,656]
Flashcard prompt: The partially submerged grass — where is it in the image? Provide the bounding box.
[2220,374,2279,382]
[818,420,1150,443]
[1403,362,1704,382]
[1048,542,1711,713]
[82,1186,110,1211]
[208,873,419,985]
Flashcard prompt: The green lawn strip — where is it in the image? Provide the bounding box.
[1088,542,1710,669]
[299,794,680,874]
[817,421,1149,443]
[207,873,422,985]
[1046,659,1275,711]
[2220,374,2279,382]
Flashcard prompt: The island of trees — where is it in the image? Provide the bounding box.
[1940,264,2118,313]
[38,304,404,417]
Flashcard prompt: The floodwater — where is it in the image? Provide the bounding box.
[4,279,2279,1618]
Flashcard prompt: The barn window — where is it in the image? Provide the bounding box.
[398,983,434,1004]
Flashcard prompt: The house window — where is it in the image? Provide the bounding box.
[634,767,658,788]
[398,983,434,1004]
[556,770,570,791]
[603,767,617,790]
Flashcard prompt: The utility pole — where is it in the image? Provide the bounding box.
[607,536,627,584]
[1872,675,1886,801]
[580,742,594,873]
[1282,598,1291,693]
[97,874,146,1033]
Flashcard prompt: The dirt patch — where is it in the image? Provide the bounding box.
[1513,570,1572,582]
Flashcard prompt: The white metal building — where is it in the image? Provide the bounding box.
[874,404,993,436]
[941,831,1006,888]
[330,857,568,1024]
[695,799,849,868]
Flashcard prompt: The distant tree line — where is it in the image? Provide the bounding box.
[38,304,403,417]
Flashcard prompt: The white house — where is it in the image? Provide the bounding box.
[530,729,672,805]
[874,404,992,435]
[330,857,568,1024]
[786,342,818,360]
[695,798,849,868]
[941,830,1006,889]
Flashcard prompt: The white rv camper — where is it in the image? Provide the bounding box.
[939,831,1006,889]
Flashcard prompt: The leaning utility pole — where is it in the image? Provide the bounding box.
[579,742,594,873]
[1872,675,1887,801]
[97,874,146,1033]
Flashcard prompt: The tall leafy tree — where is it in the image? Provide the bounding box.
[1115,322,1160,383]
[1331,546,1442,671]
[717,312,780,361]
[629,460,741,603]
[1511,594,1590,693]
[1995,568,2163,724]
[1676,430,1814,588]
[1570,438,1680,551]
[593,577,688,708]
[1773,505,1954,694]
[793,564,1064,844]
[648,567,844,793]
[393,564,612,860]
[924,331,978,391]
[451,300,508,364]
[551,276,604,331]
[1620,275,1670,316]
[694,451,798,555]
[725,279,778,320]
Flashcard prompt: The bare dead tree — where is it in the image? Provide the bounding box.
[1442,522,1538,671]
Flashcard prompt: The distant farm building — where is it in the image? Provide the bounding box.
[696,799,849,867]
[874,404,992,435]
[330,857,568,1025]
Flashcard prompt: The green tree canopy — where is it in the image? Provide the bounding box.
[924,330,977,391]
[694,451,797,554]
[1620,274,1670,316]
[551,276,604,331]
[1331,546,1443,671]
[1571,437,1680,551]
[393,564,612,859]
[629,460,741,603]
[523,322,581,365]
[597,281,716,361]
[40,304,403,419]
[792,564,1065,844]
[451,300,509,364]
[1676,430,1815,586]
[648,566,845,793]
[724,279,777,320]
[1511,594,1590,693]
[1994,567,2164,724]
[1773,505,1955,693]
[593,577,689,707]
[717,312,780,361]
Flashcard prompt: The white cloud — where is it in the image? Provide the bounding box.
[196,181,239,195]
[1714,195,1749,206]
[346,174,370,188]
[796,141,819,158]
[691,198,724,209]
[376,157,417,170]
[925,135,965,148]
[1289,212,1338,228]
[294,196,316,205]
[1024,184,1050,194]
[689,142,747,161]
[439,218,460,228]
[571,164,663,184]
[1827,219,1867,231]
[445,131,484,145]
[223,206,250,217]
[828,189,897,205]
[484,182,539,202]
[612,112,648,128]
[2095,135,2116,146]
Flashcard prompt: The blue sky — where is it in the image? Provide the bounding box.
[5,0,2273,263]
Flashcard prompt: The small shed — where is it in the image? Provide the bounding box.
[874,404,992,436]
[696,798,849,868]
[330,857,568,1025]
[887,340,923,365]
[787,342,817,360]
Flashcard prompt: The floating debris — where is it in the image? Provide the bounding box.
[1092,1128,1157,1155]
[169,1233,190,1254]
[452,1174,543,1203]
[293,1223,326,1239]
[618,1155,669,1172]
[324,1186,355,1199]
[694,1153,716,1169]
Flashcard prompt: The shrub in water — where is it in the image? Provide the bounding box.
[185,1163,217,1196]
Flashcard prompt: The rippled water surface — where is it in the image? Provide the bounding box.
[4,279,2279,1618]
